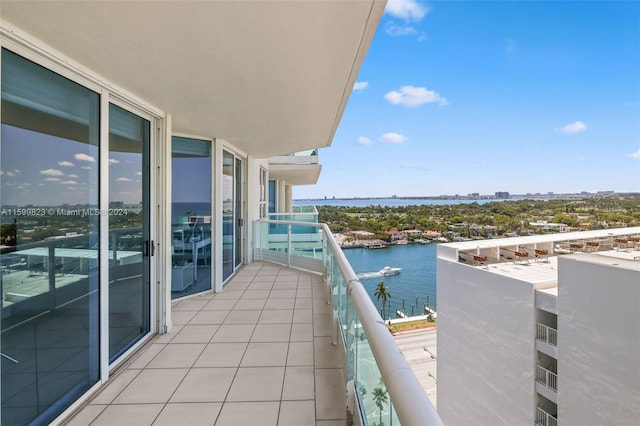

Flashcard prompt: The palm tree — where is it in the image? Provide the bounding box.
[374,281,391,319]
[371,386,388,426]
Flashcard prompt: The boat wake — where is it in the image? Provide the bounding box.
[357,271,385,279]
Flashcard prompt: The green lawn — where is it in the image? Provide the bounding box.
[388,318,437,333]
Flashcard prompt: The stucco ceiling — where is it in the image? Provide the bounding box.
[1,0,385,158]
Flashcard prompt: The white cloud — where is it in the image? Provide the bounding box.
[6,171,16,177]
[353,82,369,91]
[44,177,60,182]
[136,171,142,176]
[60,180,78,185]
[0,170,3,175]
[384,85,448,107]
[67,174,79,178]
[357,137,372,145]
[109,158,120,165]
[13,170,21,175]
[74,153,96,162]
[58,161,75,167]
[629,149,640,160]
[40,168,64,176]
[116,177,132,182]
[385,22,420,38]
[380,133,407,144]
[385,0,428,22]
[81,166,91,170]
[557,121,588,134]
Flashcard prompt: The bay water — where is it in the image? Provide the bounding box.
[343,243,438,320]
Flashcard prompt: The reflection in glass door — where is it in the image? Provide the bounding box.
[108,104,150,361]
[222,151,243,281]
[1,49,100,425]
[171,136,212,299]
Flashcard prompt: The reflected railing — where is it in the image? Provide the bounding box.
[1,233,100,324]
[0,232,101,425]
[254,219,442,426]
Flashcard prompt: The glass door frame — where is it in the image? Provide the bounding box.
[215,144,246,290]
[101,94,159,374]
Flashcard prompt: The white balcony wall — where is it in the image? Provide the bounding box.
[557,255,640,425]
[535,289,558,314]
[436,259,536,425]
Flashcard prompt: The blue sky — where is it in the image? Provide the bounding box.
[294,0,640,199]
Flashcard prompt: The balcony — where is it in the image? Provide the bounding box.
[269,151,321,185]
[536,322,558,359]
[536,365,557,391]
[65,220,441,425]
[536,406,558,426]
[536,365,558,404]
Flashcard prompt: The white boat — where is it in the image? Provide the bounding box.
[379,266,401,276]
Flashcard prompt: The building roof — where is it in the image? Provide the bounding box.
[438,227,640,287]
[440,227,640,252]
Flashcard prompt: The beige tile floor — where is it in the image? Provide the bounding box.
[65,262,346,426]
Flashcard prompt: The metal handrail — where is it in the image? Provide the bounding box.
[536,323,557,346]
[536,406,558,426]
[322,222,443,426]
[536,365,558,392]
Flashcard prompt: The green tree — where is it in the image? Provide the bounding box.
[374,281,391,319]
[371,386,389,426]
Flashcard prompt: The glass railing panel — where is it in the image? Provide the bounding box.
[289,223,323,259]
[268,213,318,224]
[352,306,400,426]
[292,205,318,214]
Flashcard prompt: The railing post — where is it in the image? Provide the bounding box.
[48,242,56,309]
[287,223,292,267]
[332,309,338,346]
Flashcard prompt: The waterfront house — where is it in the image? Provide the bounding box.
[386,228,406,242]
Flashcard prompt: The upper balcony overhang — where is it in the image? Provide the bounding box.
[1,0,386,158]
[269,152,321,185]
[269,163,322,186]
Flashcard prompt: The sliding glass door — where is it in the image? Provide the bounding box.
[108,104,151,361]
[1,49,100,425]
[222,150,243,281]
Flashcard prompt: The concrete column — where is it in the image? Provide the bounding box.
[278,180,286,213]
[285,184,293,212]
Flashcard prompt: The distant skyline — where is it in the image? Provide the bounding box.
[293,0,640,199]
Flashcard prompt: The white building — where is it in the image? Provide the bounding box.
[437,228,640,426]
[530,220,570,233]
